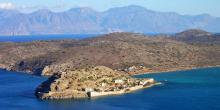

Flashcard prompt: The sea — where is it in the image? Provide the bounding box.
[0,34,98,42]
[0,35,220,110]
[0,67,220,110]
[0,33,161,42]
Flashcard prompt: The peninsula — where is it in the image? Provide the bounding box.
[35,66,157,99]
[0,29,220,76]
[1,29,220,99]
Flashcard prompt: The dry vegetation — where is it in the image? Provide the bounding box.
[0,29,220,75]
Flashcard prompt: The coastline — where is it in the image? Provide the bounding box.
[1,64,220,77]
[2,65,220,100]
[35,66,160,100]
[89,82,161,98]
[1,65,220,76]
[132,65,220,76]
[35,82,161,100]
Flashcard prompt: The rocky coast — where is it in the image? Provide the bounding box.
[35,66,157,100]
[1,29,220,76]
[1,29,220,100]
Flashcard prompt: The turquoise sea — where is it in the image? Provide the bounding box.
[0,67,220,110]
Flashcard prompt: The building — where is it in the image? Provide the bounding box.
[114,79,124,84]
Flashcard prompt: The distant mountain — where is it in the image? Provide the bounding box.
[0,5,220,35]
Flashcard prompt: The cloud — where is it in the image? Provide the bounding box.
[0,1,67,12]
[0,2,38,11]
[19,5,42,10]
[0,2,16,10]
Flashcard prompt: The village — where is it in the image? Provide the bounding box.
[86,77,155,97]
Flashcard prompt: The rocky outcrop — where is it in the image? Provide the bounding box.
[35,66,156,100]
[42,63,74,76]
[0,63,7,69]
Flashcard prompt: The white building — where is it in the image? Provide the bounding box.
[85,88,94,93]
[102,83,107,87]
[115,79,124,84]
[139,78,154,85]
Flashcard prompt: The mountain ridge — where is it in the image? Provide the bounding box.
[0,5,220,35]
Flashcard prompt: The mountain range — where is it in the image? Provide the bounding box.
[0,5,220,35]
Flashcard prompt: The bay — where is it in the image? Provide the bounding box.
[0,67,220,110]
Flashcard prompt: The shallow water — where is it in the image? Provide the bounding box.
[0,67,220,110]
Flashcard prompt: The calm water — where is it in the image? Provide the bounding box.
[0,67,220,110]
[0,33,161,42]
[0,34,98,42]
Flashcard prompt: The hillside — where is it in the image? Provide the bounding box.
[173,29,220,43]
[0,29,220,76]
[0,5,220,35]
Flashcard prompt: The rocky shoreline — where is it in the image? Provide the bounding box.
[1,30,220,100]
[139,65,220,75]
[35,66,157,100]
[1,63,219,76]
[88,83,160,98]
[1,30,220,76]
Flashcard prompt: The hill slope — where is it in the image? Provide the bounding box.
[173,29,220,43]
[0,30,220,75]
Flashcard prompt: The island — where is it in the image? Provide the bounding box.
[35,66,157,99]
[0,29,220,100]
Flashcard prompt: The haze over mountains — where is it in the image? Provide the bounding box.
[0,5,220,35]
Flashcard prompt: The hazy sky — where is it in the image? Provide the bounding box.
[0,0,219,17]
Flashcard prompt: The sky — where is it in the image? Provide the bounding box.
[0,0,219,17]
